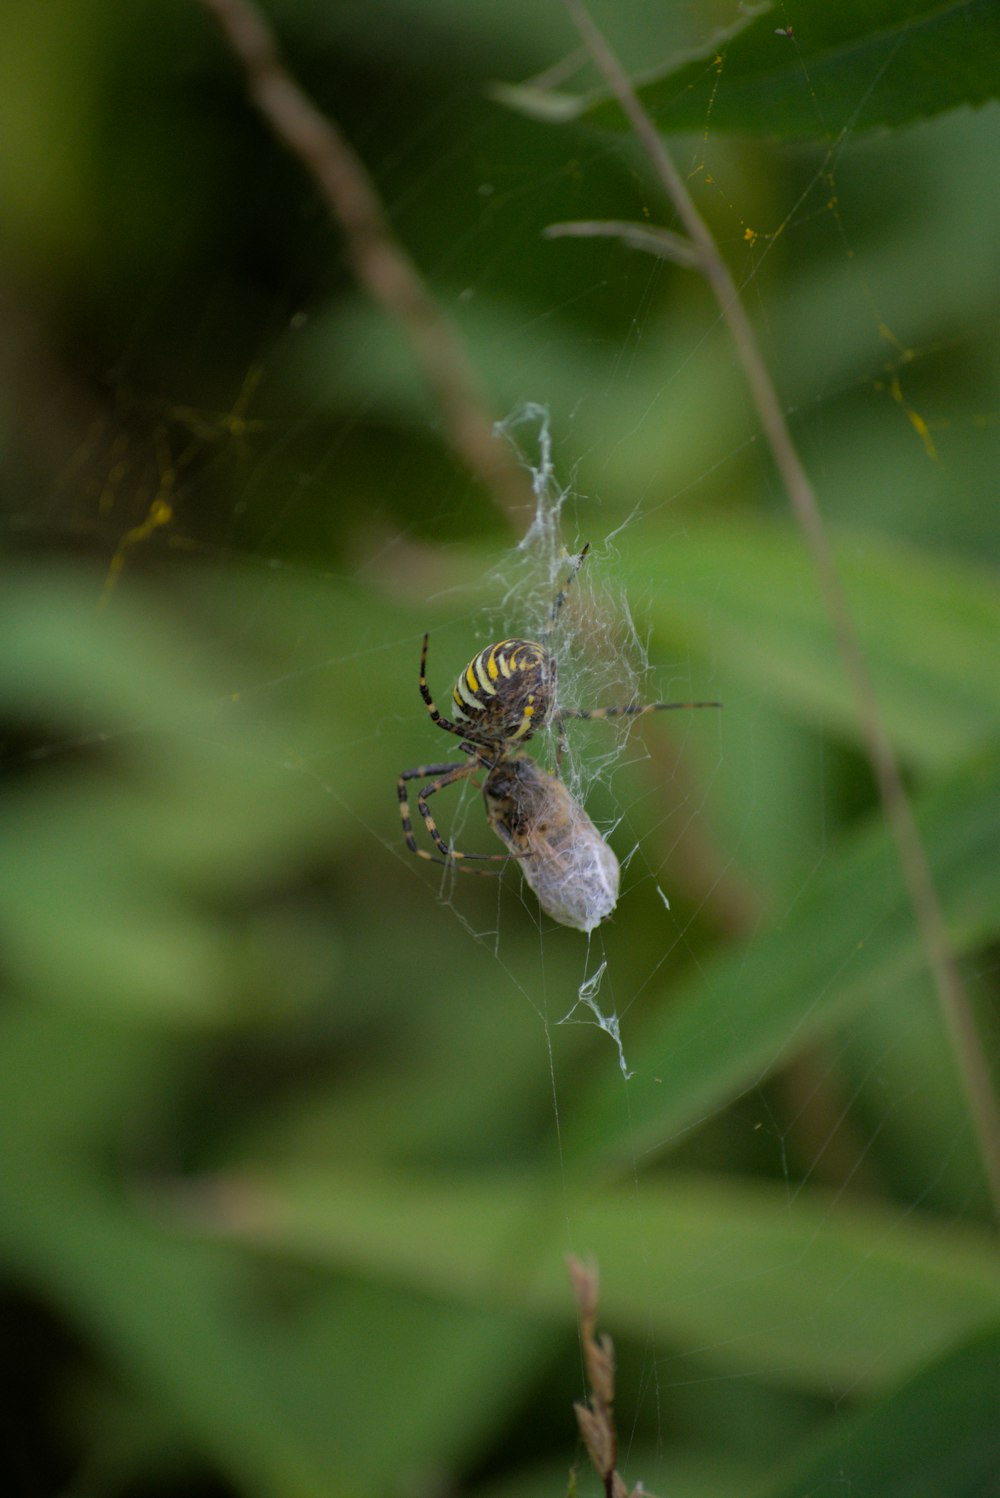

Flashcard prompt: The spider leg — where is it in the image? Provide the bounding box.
[398,760,515,869]
[399,761,465,858]
[552,698,720,769]
[546,542,590,633]
[418,633,470,741]
[555,698,721,725]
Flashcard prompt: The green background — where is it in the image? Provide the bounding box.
[1,2,998,1495]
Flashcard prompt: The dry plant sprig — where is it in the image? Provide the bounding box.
[568,1256,651,1498]
[558,0,1000,1222]
[544,219,700,270]
[196,0,533,529]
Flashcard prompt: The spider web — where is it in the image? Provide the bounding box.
[1,2,999,1497]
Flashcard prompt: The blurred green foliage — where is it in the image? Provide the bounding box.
[1,2,998,1496]
[519,0,1000,137]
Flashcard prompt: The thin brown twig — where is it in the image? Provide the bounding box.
[568,1257,644,1498]
[544,219,699,268]
[560,0,1000,1221]
[196,0,533,528]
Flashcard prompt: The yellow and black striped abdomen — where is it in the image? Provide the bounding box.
[451,637,555,749]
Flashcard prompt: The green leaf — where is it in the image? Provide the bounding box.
[758,1327,1000,1498]
[0,564,371,1022]
[195,1164,1000,1392]
[499,0,1000,141]
[632,521,1000,772]
[0,1006,548,1498]
[0,1179,346,1498]
[565,751,1000,1170]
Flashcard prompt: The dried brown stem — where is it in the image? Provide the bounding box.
[196,0,532,528]
[560,0,1000,1220]
[544,219,699,268]
[568,1257,644,1498]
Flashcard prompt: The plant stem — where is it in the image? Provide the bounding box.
[561,0,1000,1221]
[197,0,533,528]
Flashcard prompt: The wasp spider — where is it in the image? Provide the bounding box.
[397,549,719,923]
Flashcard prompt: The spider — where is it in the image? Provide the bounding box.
[397,547,720,878]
